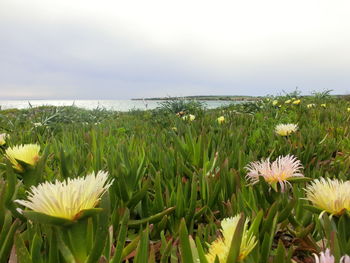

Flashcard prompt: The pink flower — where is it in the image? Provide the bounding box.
[314,249,334,263]
[245,155,303,192]
[341,255,350,263]
[313,249,350,263]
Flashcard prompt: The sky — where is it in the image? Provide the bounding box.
[0,0,350,99]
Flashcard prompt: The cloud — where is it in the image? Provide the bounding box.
[0,0,350,99]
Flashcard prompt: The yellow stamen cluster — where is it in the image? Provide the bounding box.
[16,171,112,220]
[206,216,257,262]
[5,144,40,172]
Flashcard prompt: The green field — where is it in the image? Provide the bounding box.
[1,94,350,262]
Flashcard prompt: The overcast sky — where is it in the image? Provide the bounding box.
[0,0,349,99]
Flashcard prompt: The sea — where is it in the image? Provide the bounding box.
[0,100,237,112]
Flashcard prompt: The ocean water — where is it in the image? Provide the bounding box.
[0,100,236,112]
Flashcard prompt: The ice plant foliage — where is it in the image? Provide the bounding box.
[5,144,40,172]
[246,155,304,191]
[275,123,298,136]
[16,171,112,221]
[206,215,257,262]
[305,178,350,216]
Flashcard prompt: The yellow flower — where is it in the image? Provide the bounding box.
[305,178,350,216]
[16,171,113,221]
[275,123,298,136]
[292,99,301,105]
[285,99,291,104]
[0,133,8,146]
[217,116,225,124]
[182,114,195,121]
[5,144,40,172]
[347,107,350,112]
[272,100,278,106]
[321,104,326,108]
[206,215,257,262]
[307,104,315,108]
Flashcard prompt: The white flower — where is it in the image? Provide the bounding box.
[305,178,350,216]
[275,123,298,136]
[16,171,113,221]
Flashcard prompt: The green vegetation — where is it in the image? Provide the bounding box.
[1,93,350,262]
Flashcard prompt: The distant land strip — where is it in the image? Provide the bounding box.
[132,95,261,101]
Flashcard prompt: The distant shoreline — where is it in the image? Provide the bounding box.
[132,95,260,101]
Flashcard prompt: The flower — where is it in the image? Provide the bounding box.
[272,100,278,106]
[292,99,301,105]
[206,215,257,262]
[0,133,8,146]
[284,99,291,104]
[321,104,326,108]
[307,104,316,108]
[314,249,335,263]
[5,144,40,172]
[305,178,350,216]
[182,114,195,121]
[275,123,298,136]
[342,255,350,263]
[347,107,350,112]
[313,249,350,263]
[246,155,304,192]
[217,116,225,124]
[33,122,43,127]
[16,171,112,221]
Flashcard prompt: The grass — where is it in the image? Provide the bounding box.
[1,94,350,262]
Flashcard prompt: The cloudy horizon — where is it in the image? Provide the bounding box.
[1,0,350,99]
